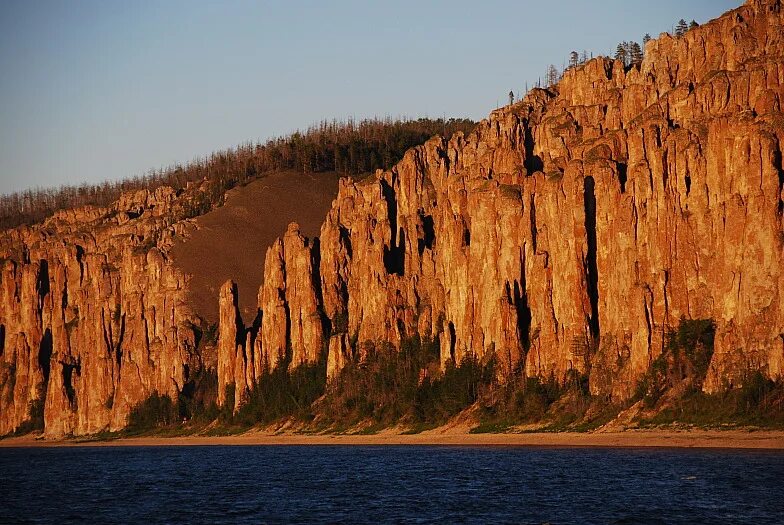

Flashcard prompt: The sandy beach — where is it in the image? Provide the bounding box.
[2,429,782,449]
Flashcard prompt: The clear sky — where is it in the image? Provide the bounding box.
[0,0,738,194]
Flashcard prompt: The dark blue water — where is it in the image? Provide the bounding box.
[1,446,782,524]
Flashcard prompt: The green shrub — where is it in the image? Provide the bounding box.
[179,368,220,423]
[638,374,784,429]
[414,354,490,424]
[232,361,326,427]
[667,317,715,378]
[13,396,45,436]
[635,317,716,407]
[319,336,444,427]
[127,392,179,432]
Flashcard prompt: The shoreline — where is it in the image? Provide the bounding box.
[2,429,783,450]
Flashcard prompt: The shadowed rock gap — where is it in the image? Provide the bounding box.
[584,176,600,340]
[448,322,456,362]
[36,260,49,308]
[618,162,628,193]
[523,120,544,173]
[339,225,353,258]
[529,194,538,252]
[62,361,80,407]
[75,245,85,284]
[513,274,532,353]
[115,315,125,366]
[774,148,783,215]
[381,179,405,276]
[309,238,330,339]
[417,214,435,255]
[38,329,52,386]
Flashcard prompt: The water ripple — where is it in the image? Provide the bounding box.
[0,446,782,524]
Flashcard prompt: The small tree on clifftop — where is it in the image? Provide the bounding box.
[615,43,628,66]
[675,19,688,36]
[569,51,579,69]
[545,65,560,88]
[629,41,643,64]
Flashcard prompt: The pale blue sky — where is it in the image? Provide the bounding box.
[0,0,737,194]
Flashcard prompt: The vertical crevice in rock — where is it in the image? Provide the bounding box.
[62,361,80,407]
[529,194,538,252]
[115,315,125,366]
[512,275,532,353]
[774,148,783,216]
[249,308,262,350]
[617,162,628,194]
[685,173,692,196]
[75,245,85,285]
[662,150,669,187]
[523,120,543,173]
[381,178,397,241]
[584,176,600,340]
[417,213,435,255]
[643,295,653,358]
[0,324,5,357]
[39,328,52,387]
[381,179,405,276]
[283,300,292,365]
[309,237,330,344]
[36,260,50,309]
[448,322,456,363]
[339,225,353,258]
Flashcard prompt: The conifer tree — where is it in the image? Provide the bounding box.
[630,41,643,64]
[675,19,688,36]
[545,65,560,87]
[569,51,579,69]
[689,20,699,29]
[615,42,628,66]
[643,33,652,46]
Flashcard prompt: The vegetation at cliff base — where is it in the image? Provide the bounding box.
[118,317,783,437]
[126,392,180,433]
[637,371,784,429]
[317,337,491,429]
[635,317,716,408]
[232,362,326,427]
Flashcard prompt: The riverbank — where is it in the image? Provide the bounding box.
[2,428,783,449]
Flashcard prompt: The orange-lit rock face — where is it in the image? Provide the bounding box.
[2,0,783,433]
[218,0,784,406]
[0,188,201,437]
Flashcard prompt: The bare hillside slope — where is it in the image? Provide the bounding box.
[171,171,341,322]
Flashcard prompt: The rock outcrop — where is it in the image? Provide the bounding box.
[0,187,204,436]
[217,0,784,405]
[3,0,783,433]
[215,223,327,405]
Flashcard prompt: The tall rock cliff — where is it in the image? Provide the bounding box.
[217,0,784,405]
[0,187,204,436]
[215,223,327,410]
[2,0,782,435]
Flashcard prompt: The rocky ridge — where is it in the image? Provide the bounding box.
[216,0,784,410]
[0,185,208,436]
[1,0,782,436]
